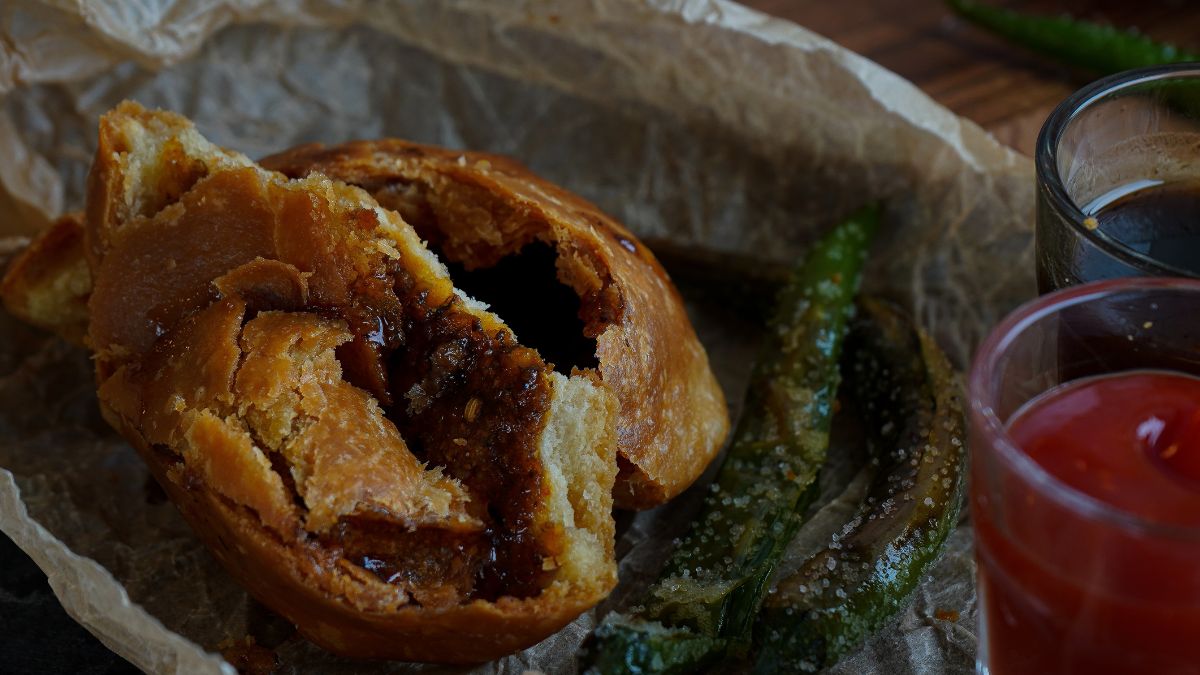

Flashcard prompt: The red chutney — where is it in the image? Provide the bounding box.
[973,371,1200,675]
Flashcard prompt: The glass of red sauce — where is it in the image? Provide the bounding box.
[970,277,1200,674]
[1037,64,1200,293]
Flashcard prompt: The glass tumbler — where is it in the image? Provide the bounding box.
[1037,64,1200,293]
[969,277,1200,675]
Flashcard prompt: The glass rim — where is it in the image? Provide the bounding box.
[1035,62,1200,279]
[969,276,1200,541]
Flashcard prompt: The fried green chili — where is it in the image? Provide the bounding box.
[584,205,880,674]
[753,298,967,673]
[947,0,1197,74]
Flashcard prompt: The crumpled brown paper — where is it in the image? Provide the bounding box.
[0,0,1035,672]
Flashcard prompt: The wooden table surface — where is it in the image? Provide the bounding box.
[741,0,1200,157]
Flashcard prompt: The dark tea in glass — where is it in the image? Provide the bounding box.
[1086,179,1200,275]
[1037,65,1200,292]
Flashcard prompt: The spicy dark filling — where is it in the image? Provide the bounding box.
[328,516,487,603]
[360,178,601,376]
[323,261,559,602]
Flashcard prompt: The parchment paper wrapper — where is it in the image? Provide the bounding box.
[0,1,1035,672]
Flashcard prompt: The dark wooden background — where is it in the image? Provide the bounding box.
[743,0,1200,156]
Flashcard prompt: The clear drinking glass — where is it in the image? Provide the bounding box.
[969,277,1200,675]
[1036,64,1200,293]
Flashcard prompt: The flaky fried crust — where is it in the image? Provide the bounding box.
[261,141,729,509]
[1,134,728,510]
[81,102,618,663]
[0,213,90,345]
[117,417,607,664]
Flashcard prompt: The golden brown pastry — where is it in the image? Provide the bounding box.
[82,102,618,663]
[2,135,730,510]
[0,213,90,345]
[258,141,729,509]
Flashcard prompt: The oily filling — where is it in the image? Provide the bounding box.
[360,179,602,377]
[322,261,559,602]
